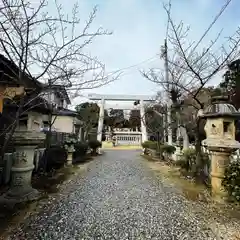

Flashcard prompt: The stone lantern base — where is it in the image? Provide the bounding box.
[173,146,182,161]
[0,131,45,206]
[203,138,240,203]
[210,150,231,202]
[5,146,39,201]
[65,144,75,166]
[66,151,74,166]
[97,148,103,155]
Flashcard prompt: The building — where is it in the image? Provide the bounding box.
[0,54,84,145]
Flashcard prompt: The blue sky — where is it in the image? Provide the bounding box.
[57,0,239,107]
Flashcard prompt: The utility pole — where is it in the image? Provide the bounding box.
[163,39,172,145]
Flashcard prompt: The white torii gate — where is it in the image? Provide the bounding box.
[88,93,154,143]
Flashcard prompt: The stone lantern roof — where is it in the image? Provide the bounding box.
[202,95,240,119]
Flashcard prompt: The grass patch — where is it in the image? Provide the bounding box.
[141,154,240,224]
[141,154,210,202]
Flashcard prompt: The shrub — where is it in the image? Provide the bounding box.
[38,144,67,173]
[222,161,240,202]
[176,148,210,175]
[176,158,189,170]
[160,144,176,154]
[88,140,102,151]
[64,135,77,149]
[142,141,157,150]
[73,142,89,163]
[74,142,89,156]
[159,144,176,161]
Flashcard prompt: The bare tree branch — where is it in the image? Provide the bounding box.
[0,0,119,156]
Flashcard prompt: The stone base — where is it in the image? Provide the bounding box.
[66,152,73,166]
[172,147,182,161]
[210,150,231,203]
[98,148,102,155]
[0,187,40,208]
[65,163,73,168]
[211,193,229,204]
[172,153,182,161]
[3,144,41,207]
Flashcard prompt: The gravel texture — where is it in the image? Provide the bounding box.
[5,150,236,239]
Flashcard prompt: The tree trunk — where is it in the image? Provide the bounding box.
[194,118,203,176]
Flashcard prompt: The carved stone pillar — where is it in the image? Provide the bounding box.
[7,146,38,199]
[66,145,75,166]
[64,136,76,166]
[210,150,231,202]
[4,130,45,203]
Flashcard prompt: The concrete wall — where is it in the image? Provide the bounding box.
[52,115,74,133]
[41,114,84,140]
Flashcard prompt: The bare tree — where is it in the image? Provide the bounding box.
[0,0,120,155]
[142,3,240,175]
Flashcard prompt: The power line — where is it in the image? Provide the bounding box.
[107,55,158,74]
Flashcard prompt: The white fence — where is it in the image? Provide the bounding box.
[116,134,142,145]
[106,132,142,145]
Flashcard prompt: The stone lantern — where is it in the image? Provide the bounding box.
[64,135,77,166]
[174,136,183,161]
[202,95,240,202]
[3,130,45,203]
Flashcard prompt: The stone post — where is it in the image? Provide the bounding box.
[97,98,105,142]
[3,130,45,203]
[66,146,75,166]
[140,99,147,142]
[64,137,76,166]
[210,150,231,201]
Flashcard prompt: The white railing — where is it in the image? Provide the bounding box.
[105,131,142,145]
[116,134,141,145]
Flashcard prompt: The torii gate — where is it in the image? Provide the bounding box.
[88,93,154,143]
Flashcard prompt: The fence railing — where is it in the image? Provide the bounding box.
[116,134,142,145]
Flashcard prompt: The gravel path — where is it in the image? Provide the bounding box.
[6,150,227,239]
